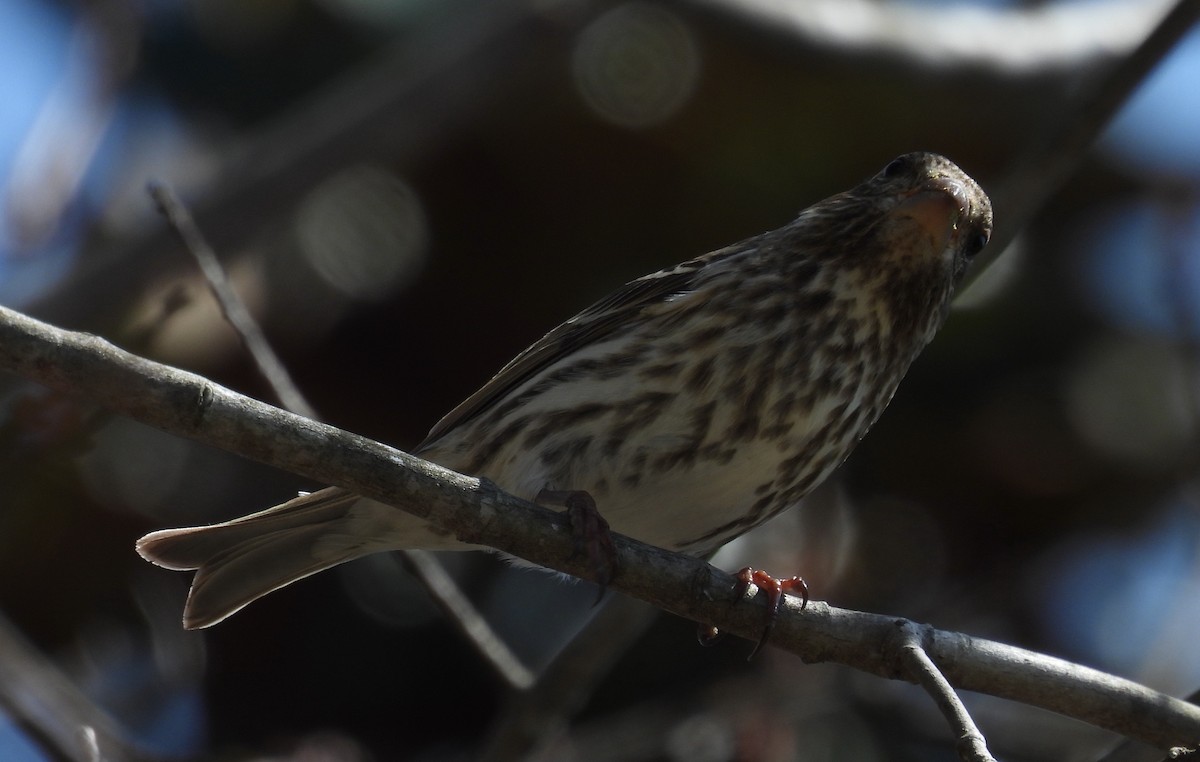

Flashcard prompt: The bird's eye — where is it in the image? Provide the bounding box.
[883,156,911,178]
[963,231,989,258]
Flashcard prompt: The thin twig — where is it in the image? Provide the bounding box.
[2,305,1200,750]
[148,181,318,420]
[40,1,534,328]
[403,550,536,690]
[148,183,535,691]
[892,620,996,762]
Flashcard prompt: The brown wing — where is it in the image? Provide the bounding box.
[417,240,754,448]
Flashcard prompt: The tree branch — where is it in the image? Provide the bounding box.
[891,620,996,762]
[683,0,1175,73]
[147,181,319,421]
[970,0,1200,280]
[401,549,535,690]
[148,180,535,692]
[1,305,1199,750]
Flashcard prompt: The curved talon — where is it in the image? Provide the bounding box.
[697,624,722,647]
[734,567,810,660]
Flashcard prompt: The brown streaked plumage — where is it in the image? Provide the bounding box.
[138,152,993,629]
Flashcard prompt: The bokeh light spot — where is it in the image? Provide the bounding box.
[1065,337,1197,468]
[294,165,429,302]
[571,3,701,129]
[1034,500,1200,688]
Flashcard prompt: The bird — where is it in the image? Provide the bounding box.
[137,151,993,631]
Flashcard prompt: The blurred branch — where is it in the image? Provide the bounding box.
[683,0,1174,72]
[148,181,318,420]
[38,0,537,326]
[149,183,535,691]
[480,595,659,761]
[968,0,1200,284]
[1,5,135,252]
[0,611,143,762]
[40,0,1185,327]
[2,305,1200,752]
[402,549,536,690]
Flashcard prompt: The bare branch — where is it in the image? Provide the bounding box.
[1096,688,1200,761]
[402,549,536,690]
[148,180,319,420]
[148,181,534,691]
[971,0,1200,281]
[39,1,534,327]
[2,305,1200,750]
[891,620,996,762]
[683,0,1174,72]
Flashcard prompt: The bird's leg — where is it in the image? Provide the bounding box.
[735,568,809,659]
[536,489,618,601]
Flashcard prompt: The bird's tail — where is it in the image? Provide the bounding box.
[137,487,464,628]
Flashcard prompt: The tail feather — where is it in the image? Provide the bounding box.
[136,487,466,629]
[137,488,359,570]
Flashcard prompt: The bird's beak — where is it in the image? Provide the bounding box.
[894,178,969,253]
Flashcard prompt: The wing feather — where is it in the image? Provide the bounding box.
[418,240,754,448]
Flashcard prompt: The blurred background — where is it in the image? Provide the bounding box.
[1,0,1199,760]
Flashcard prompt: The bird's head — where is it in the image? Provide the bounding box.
[869,152,993,283]
[791,152,993,342]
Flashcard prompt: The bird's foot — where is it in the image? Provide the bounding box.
[736,568,808,659]
[698,567,808,659]
[536,489,617,603]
